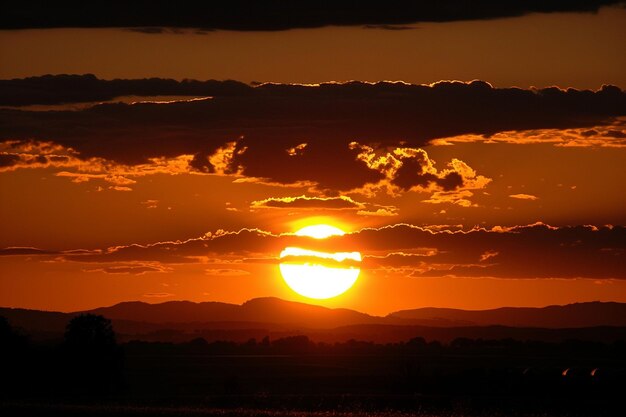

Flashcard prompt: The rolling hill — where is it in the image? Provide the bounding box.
[388,301,626,328]
[2,298,625,343]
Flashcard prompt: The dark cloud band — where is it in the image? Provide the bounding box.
[1,0,622,31]
[52,223,626,279]
[0,74,251,107]
[1,76,624,190]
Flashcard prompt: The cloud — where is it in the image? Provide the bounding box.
[431,119,626,148]
[363,24,416,31]
[479,251,499,262]
[127,27,188,35]
[250,195,401,216]
[363,251,437,269]
[62,228,288,264]
[204,268,251,276]
[1,77,624,192]
[2,1,621,31]
[279,253,361,269]
[141,200,159,209]
[352,145,460,192]
[351,144,491,200]
[0,74,251,106]
[0,140,197,192]
[0,141,80,172]
[55,222,625,279]
[251,195,364,210]
[348,223,625,279]
[142,293,174,298]
[85,263,171,275]
[354,223,624,279]
[55,172,138,191]
[286,143,308,157]
[422,190,477,207]
[189,141,244,175]
[509,193,539,201]
[356,207,399,217]
[0,247,58,256]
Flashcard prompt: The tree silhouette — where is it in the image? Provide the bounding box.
[62,314,123,394]
[271,335,314,353]
[65,314,116,351]
[0,316,29,398]
[0,316,27,347]
[0,316,16,346]
[0,315,10,335]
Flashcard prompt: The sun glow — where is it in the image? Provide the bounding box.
[280,224,361,299]
[294,224,345,239]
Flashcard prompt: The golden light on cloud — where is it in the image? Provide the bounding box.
[280,224,361,299]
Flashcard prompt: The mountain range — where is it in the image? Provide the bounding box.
[2,298,625,343]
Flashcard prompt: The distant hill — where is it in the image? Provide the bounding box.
[388,302,626,328]
[1,299,625,343]
[89,297,383,328]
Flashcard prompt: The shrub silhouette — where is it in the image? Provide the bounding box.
[271,335,314,353]
[0,315,27,350]
[62,314,123,394]
[65,314,116,350]
[0,316,29,397]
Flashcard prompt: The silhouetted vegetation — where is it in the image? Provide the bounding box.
[121,333,625,358]
[0,316,29,398]
[2,317,625,416]
[62,314,124,394]
[0,315,28,352]
[64,314,117,348]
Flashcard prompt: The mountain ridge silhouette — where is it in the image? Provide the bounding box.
[2,298,626,343]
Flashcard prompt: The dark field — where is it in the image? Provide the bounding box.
[3,338,625,416]
[0,403,564,417]
[3,314,625,416]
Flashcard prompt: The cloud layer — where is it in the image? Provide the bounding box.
[22,223,621,280]
[2,1,622,31]
[2,76,624,192]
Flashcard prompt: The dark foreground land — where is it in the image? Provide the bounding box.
[3,338,625,416]
[0,403,600,417]
[2,313,626,416]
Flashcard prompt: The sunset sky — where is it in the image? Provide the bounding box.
[1,1,625,315]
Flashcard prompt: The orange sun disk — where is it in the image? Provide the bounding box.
[279,224,361,299]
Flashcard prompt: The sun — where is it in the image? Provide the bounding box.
[279,224,361,299]
[294,224,346,239]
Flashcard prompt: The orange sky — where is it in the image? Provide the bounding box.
[1,6,625,314]
[1,7,625,89]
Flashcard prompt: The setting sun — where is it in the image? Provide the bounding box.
[293,224,346,239]
[280,225,361,299]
